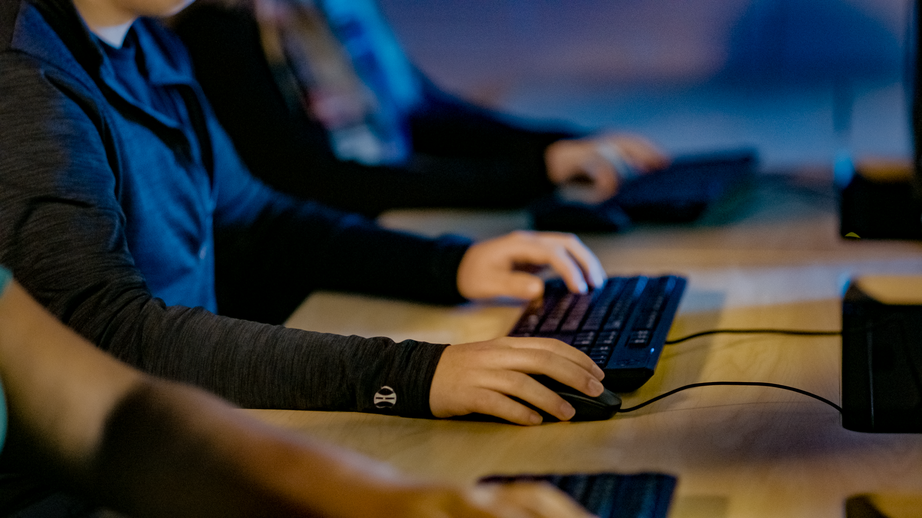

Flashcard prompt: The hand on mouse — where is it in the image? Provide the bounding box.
[456,231,606,300]
[429,336,606,425]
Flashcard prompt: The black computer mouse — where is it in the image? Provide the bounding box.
[529,375,622,422]
[529,193,632,233]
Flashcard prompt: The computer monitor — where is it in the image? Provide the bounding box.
[839,2,922,433]
[838,0,922,240]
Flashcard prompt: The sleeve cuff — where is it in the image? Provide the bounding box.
[368,339,450,419]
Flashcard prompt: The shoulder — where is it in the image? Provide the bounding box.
[0,51,115,205]
[0,46,110,149]
[0,0,106,111]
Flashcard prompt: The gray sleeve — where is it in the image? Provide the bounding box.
[0,54,446,417]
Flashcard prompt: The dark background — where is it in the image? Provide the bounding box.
[378,0,912,170]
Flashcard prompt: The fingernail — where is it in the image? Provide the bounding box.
[560,403,576,420]
[529,413,543,425]
[529,280,543,297]
[592,364,605,379]
[588,379,604,396]
[594,273,607,288]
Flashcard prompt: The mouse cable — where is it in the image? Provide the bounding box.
[664,328,841,345]
[618,381,842,414]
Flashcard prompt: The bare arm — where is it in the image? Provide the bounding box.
[0,277,592,518]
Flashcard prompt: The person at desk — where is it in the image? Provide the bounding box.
[0,0,606,427]
[170,0,668,216]
[0,267,593,517]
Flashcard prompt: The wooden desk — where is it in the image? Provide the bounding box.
[260,173,922,518]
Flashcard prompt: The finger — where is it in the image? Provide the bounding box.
[543,249,588,294]
[610,137,669,170]
[538,233,607,289]
[463,385,546,426]
[484,344,607,402]
[503,236,589,294]
[580,157,619,200]
[503,337,604,381]
[492,270,545,300]
[498,483,597,518]
[464,370,574,423]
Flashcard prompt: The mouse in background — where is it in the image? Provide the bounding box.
[529,375,622,422]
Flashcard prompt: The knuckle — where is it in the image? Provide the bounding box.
[528,348,556,366]
[495,369,530,392]
[496,336,520,349]
[563,233,583,246]
[470,392,495,413]
[510,229,534,241]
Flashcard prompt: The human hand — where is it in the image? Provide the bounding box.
[545,133,669,203]
[305,434,596,518]
[456,230,606,300]
[367,481,596,518]
[429,336,606,425]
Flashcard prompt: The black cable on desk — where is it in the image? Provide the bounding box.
[619,381,843,414]
[642,329,844,414]
[665,328,841,345]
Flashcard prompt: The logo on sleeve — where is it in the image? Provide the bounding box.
[374,386,397,408]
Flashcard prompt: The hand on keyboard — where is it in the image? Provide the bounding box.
[369,481,594,518]
[544,133,669,203]
[456,231,606,300]
[429,336,605,425]
[460,482,596,518]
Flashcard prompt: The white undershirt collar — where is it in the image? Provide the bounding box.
[92,20,134,48]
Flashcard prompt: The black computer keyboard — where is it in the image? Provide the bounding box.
[480,472,677,518]
[509,275,686,392]
[530,149,756,232]
[614,149,756,223]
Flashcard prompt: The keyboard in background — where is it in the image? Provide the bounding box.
[615,148,757,223]
[480,472,677,518]
[509,275,687,392]
[531,149,757,232]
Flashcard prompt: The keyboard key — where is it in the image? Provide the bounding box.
[628,329,651,347]
[597,331,619,345]
[573,331,596,346]
[539,293,576,333]
[561,294,594,332]
[590,345,612,359]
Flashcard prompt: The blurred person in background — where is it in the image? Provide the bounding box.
[173,0,668,216]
